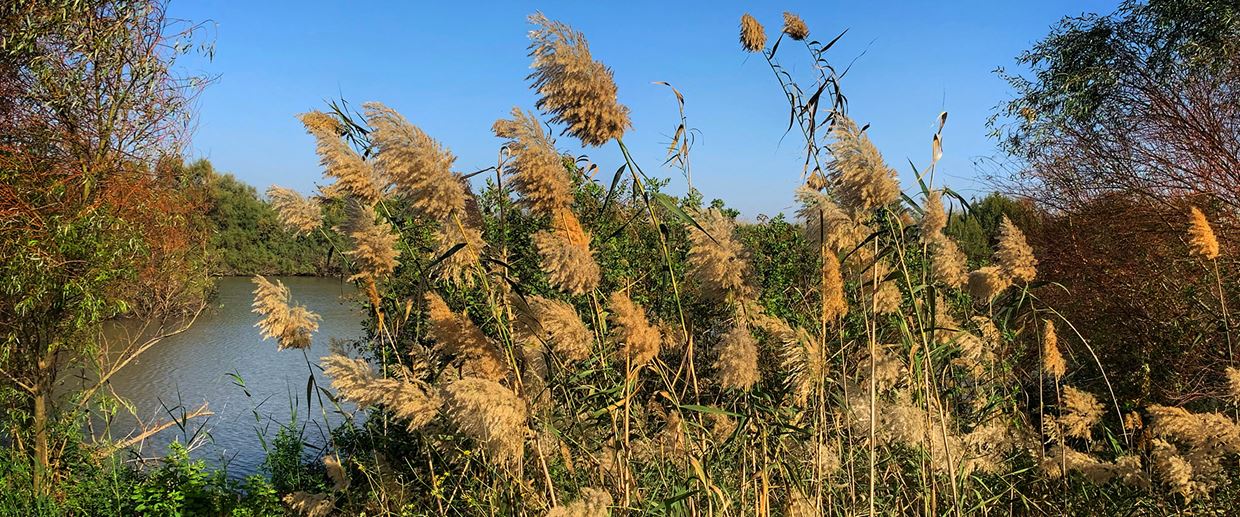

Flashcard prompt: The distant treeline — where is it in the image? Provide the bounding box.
[179,159,339,277]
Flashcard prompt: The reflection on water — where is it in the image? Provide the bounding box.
[94,276,362,477]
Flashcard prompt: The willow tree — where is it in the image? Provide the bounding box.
[0,0,211,494]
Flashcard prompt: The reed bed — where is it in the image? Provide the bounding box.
[253,11,1240,516]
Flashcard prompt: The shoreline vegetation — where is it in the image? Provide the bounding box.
[2,1,1238,516]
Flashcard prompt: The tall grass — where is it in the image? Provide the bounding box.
[251,11,1240,516]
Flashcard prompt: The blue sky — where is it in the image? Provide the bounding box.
[168,1,1119,218]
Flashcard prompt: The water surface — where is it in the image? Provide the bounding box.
[97,276,362,477]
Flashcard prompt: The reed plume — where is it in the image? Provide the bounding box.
[863,261,902,315]
[1041,445,1148,488]
[527,13,631,147]
[1187,206,1220,260]
[1151,439,1204,501]
[324,455,348,491]
[1144,404,1240,454]
[365,102,465,220]
[687,207,751,301]
[921,190,947,238]
[434,216,485,287]
[820,250,849,322]
[1042,319,1067,379]
[781,12,810,41]
[444,377,528,469]
[995,216,1037,283]
[284,491,332,517]
[299,111,385,204]
[608,291,661,367]
[827,115,901,216]
[267,186,322,234]
[320,353,442,431]
[546,488,612,517]
[493,107,573,215]
[929,236,968,289]
[1226,367,1240,404]
[756,311,821,405]
[793,184,872,265]
[714,324,760,391]
[1059,385,1103,440]
[534,209,600,295]
[516,295,594,363]
[251,275,321,350]
[967,266,1010,302]
[426,292,509,382]
[336,202,401,282]
[739,14,766,53]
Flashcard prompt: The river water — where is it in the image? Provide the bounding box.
[95,276,363,477]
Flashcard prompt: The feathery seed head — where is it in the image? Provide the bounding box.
[336,203,401,282]
[714,324,760,391]
[517,296,594,363]
[534,210,600,295]
[364,102,464,220]
[928,234,968,288]
[1187,206,1220,260]
[608,291,661,367]
[426,292,509,382]
[1042,319,1067,379]
[321,353,441,431]
[687,208,752,301]
[1059,385,1103,440]
[434,218,485,287]
[921,190,947,238]
[995,216,1037,282]
[827,115,901,215]
[251,275,321,350]
[795,186,869,255]
[1225,367,1240,405]
[781,12,810,41]
[527,13,631,147]
[299,111,385,204]
[444,377,528,469]
[267,186,323,235]
[967,266,1010,302]
[739,14,766,52]
[820,250,848,322]
[494,107,573,215]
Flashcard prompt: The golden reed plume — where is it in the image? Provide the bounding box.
[426,292,509,382]
[995,216,1037,283]
[251,275,321,350]
[739,14,766,52]
[687,208,751,302]
[298,111,385,204]
[320,353,442,431]
[443,377,528,469]
[527,13,631,147]
[267,186,322,235]
[781,12,810,41]
[364,102,463,220]
[827,115,901,216]
[714,323,760,391]
[336,202,401,283]
[1188,206,1220,260]
[608,291,661,367]
[493,107,573,215]
[1042,319,1067,379]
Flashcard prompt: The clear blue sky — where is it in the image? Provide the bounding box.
[168,0,1119,218]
